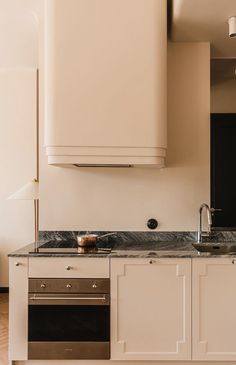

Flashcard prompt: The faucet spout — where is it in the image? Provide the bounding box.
[197,203,212,243]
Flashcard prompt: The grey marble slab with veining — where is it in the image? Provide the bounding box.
[38,230,198,245]
[38,230,236,244]
[8,230,236,258]
[8,240,236,258]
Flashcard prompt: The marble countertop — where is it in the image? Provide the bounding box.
[8,242,110,258]
[111,249,201,258]
[8,241,236,258]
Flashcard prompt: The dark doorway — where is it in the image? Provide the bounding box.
[211,113,236,229]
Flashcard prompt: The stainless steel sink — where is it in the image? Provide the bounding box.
[192,242,236,254]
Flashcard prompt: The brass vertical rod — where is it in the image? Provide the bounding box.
[37,199,39,242]
[34,69,39,250]
[34,199,37,241]
[36,69,39,182]
[34,199,39,250]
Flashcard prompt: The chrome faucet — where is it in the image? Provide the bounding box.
[197,203,212,243]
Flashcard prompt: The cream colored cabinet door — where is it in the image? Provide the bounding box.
[9,257,28,361]
[111,258,191,360]
[192,258,236,361]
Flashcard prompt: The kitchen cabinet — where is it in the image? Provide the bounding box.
[9,257,28,361]
[192,258,236,361]
[9,253,236,363]
[44,0,167,167]
[111,258,191,360]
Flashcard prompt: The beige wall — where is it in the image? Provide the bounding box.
[39,42,210,232]
[0,0,39,68]
[0,70,36,287]
[0,2,211,286]
[0,0,40,286]
[211,80,236,113]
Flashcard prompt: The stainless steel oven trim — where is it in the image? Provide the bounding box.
[28,341,110,360]
[28,278,110,294]
[28,293,109,305]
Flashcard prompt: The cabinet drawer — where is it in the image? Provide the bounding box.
[28,257,109,278]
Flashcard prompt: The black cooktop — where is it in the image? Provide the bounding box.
[29,240,112,254]
[40,240,78,248]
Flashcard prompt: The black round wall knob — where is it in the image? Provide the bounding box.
[147,218,158,230]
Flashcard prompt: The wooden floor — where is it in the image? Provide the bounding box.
[0,294,8,365]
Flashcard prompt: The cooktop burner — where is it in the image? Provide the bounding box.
[29,240,112,254]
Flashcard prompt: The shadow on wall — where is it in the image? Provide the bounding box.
[167,42,210,168]
[211,59,236,114]
[211,59,236,86]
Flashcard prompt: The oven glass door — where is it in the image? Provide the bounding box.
[28,295,110,342]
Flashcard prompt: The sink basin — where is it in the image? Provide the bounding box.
[192,242,236,255]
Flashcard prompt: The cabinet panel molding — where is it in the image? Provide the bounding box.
[111,258,191,360]
[193,258,236,361]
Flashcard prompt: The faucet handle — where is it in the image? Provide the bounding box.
[201,232,212,238]
[210,208,222,214]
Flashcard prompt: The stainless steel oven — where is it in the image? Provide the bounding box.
[28,278,110,360]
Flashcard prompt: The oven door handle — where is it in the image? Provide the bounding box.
[29,296,106,300]
[28,294,109,305]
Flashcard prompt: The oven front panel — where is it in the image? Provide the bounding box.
[28,304,110,342]
[28,341,110,360]
[28,278,110,360]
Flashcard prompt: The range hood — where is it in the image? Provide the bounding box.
[45,146,166,168]
[44,0,167,168]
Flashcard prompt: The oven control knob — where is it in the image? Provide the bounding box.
[40,283,46,288]
[66,284,72,288]
[92,283,98,289]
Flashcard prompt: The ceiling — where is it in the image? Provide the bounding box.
[170,0,236,58]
